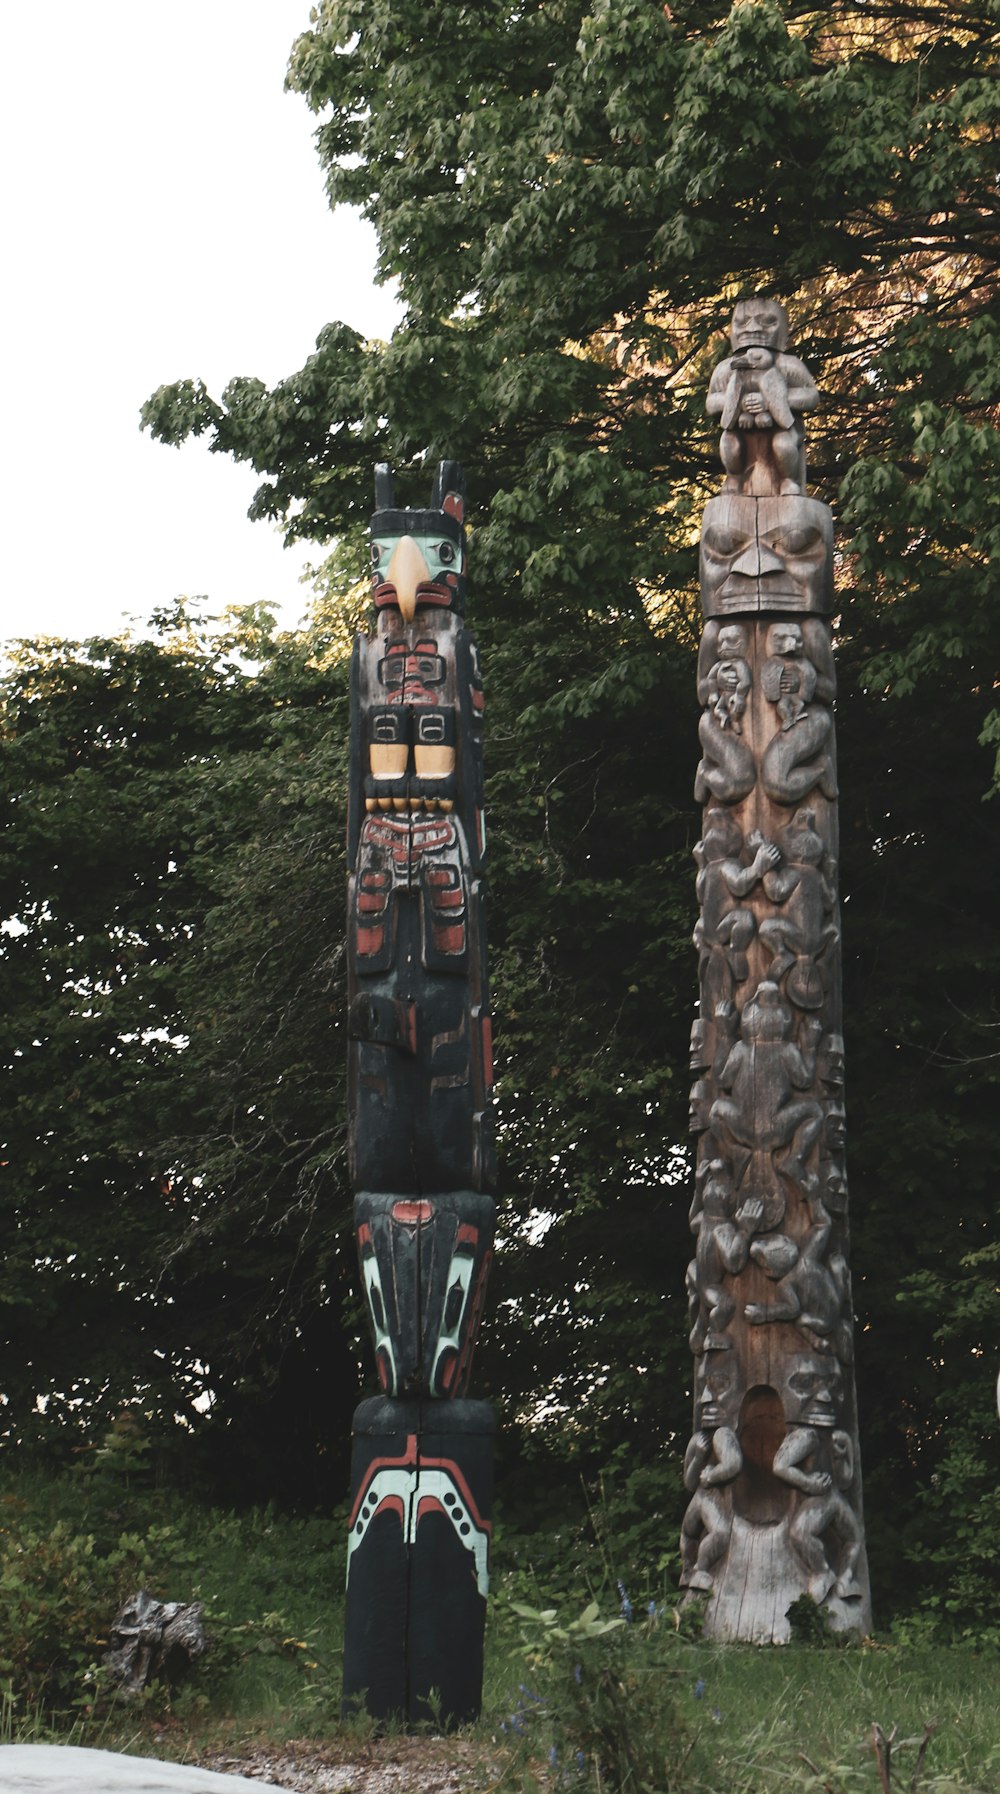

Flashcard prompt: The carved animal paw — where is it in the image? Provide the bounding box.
[736,1196,765,1229]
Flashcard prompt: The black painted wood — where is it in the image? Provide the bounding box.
[343,467,496,1722]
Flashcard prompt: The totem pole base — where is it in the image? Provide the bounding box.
[690,1510,870,1644]
[342,1396,494,1728]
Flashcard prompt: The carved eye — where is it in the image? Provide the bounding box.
[438,542,455,565]
[704,530,743,558]
[776,528,819,556]
[371,544,383,566]
[372,713,402,742]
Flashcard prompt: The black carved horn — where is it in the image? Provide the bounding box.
[431,460,465,510]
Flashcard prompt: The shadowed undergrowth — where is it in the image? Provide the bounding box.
[0,1466,997,1792]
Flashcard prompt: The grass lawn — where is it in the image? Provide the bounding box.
[1,1466,997,1791]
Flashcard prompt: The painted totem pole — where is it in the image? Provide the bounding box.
[681,300,872,1642]
[343,462,496,1723]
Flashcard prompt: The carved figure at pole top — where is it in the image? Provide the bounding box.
[680,298,871,1642]
[707,298,818,496]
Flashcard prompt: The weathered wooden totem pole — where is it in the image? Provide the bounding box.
[343,462,496,1724]
[681,299,872,1641]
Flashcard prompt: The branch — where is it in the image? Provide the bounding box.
[872,1722,898,1794]
[910,1722,939,1794]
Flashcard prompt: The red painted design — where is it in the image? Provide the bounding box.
[356,925,385,956]
[379,638,445,706]
[414,1495,448,1523]
[391,1200,433,1224]
[443,494,464,522]
[415,581,455,608]
[416,1451,492,1540]
[410,819,457,854]
[362,819,404,846]
[433,924,466,953]
[456,1224,478,1247]
[349,1435,419,1525]
[348,1434,491,1542]
[481,1015,494,1086]
[357,1223,372,1248]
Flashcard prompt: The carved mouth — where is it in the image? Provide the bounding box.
[374,579,456,611]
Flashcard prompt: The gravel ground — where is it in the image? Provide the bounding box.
[199,1737,494,1794]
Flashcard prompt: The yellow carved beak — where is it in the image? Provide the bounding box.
[385,535,431,622]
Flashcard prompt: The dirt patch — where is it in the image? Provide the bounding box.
[200,1736,497,1794]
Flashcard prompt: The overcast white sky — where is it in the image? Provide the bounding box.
[0,2,401,643]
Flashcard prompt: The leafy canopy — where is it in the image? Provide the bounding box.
[4,0,995,1623]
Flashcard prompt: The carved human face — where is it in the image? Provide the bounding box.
[700,495,834,617]
[717,624,748,660]
[688,1078,713,1134]
[689,1016,710,1072]
[696,1352,742,1429]
[825,1104,847,1152]
[819,1033,846,1091]
[783,1354,840,1427]
[824,1166,848,1214]
[730,298,788,352]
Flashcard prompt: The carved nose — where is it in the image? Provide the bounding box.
[729,545,786,579]
[386,535,431,622]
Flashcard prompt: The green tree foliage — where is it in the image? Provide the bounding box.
[0,606,361,1500]
[2,0,995,1622]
